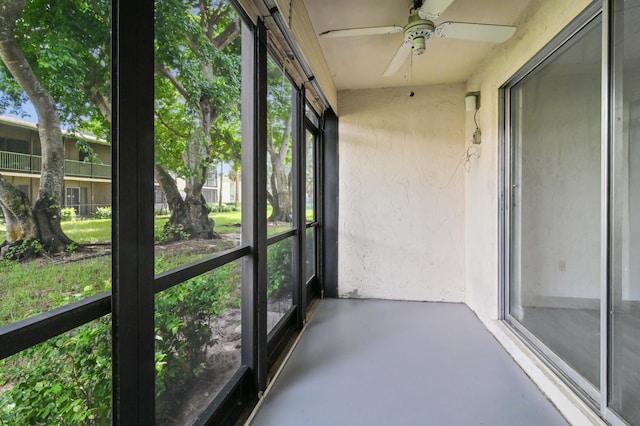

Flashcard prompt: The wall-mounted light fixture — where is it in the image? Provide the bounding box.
[465,91,481,111]
[465,91,482,144]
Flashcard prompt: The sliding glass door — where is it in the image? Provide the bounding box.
[610,0,640,422]
[507,11,603,393]
[504,2,640,424]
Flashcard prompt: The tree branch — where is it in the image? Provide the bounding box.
[81,57,112,123]
[156,63,190,101]
[211,16,240,51]
[155,110,189,139]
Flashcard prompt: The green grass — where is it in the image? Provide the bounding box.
[62,218,112,243]
[0,207,306,244]
[0,256,111,327]
[210,211,242,234]
[0,207,299,325]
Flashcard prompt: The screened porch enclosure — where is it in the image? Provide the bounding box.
[1,0,640,425]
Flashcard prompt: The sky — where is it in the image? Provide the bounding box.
[3,98,38,123]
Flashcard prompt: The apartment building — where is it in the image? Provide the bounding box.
[0,115,111,216]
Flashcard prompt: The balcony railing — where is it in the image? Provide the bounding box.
[0,151,111,180]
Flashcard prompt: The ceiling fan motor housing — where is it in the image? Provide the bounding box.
[403,15,435,55]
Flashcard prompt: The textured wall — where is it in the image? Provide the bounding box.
[338,84,465,301]
[463,0,594,321]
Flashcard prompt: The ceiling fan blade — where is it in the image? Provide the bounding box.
[435,22,516,43]
[418,0,455,20]
[383,42,412,77]
[319,25,403,38]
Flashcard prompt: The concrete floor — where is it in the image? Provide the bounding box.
[248,299,568,426]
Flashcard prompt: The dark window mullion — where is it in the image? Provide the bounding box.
[293,85,306,327]
[321,109,339,298]
[0,293,111,359]
[155,245,250,292]
[241,18,268,394]
[266,228,296,246]
[112,0,156,422]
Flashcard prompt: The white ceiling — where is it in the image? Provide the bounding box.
[302,0,533,91]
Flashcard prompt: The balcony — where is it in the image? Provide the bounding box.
[0,151,111,180]
[248,299,570,425]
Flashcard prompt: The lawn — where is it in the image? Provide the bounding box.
[0,207,301,326]
[0,206,304,245]
[0,211,243,327]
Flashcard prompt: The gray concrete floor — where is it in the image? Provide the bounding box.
[248,299,568,426]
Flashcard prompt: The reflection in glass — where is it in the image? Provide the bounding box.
[610,0,640,422]
[305,129,315,223]
[154,0,243,272]
[266,55,294,228]
[267,238,294,333]
[155,261,242,424]
[305,227,316,283]
[0,317,112,425]
[509,18,602,387]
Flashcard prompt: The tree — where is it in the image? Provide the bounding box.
[0,0,243,244]
[0,0,75,255]
[266,59,293,222]
[154,0,242,240]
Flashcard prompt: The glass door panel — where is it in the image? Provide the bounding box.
[509,16,602,389]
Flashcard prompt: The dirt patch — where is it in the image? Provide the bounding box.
[158,308,243,426]
[155,234,240,258]
[26,233,241,266]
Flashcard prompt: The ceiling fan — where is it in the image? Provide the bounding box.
[318,0,517,77]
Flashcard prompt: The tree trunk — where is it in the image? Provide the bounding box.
[0,0,74,255]
[154,163,218,240]
[0,174,38,256]
[267,114,292,222]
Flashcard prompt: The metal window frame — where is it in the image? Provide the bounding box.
[293,85,307,327]
[111,0,156,421]
[321,109,339,298]
[304,118,321,299]
[602,1,640,424]
[241,17,268,395]
[0,293,111,359]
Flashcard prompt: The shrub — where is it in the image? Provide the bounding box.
[0,316,112,425]
[207,203,233,213]
[154,262,240,420]
[60,207,76,222]
[0,282,112,424]
[155,223,189,242]
[0,260,241,424]
[267,238,292,299]
[3,239,43,261]
[94,206,112,219]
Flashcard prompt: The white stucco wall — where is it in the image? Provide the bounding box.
[338,84,465,302]
[463,0,594,321]
[462,2,604,424]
